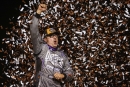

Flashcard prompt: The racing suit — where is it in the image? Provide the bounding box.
[30,14,74,87]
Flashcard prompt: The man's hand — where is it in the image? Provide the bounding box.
[36,4,47,14]
[54,72,65,80]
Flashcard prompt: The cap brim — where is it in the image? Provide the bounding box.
[46,32,60,37]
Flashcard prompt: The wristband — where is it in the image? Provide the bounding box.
[63,73,67,80]
[35,13,41,18]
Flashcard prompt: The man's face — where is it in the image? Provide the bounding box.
[44,34,59,48]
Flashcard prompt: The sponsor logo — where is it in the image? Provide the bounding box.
[44,51,63,69]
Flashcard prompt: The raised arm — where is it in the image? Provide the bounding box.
[30,4,47,55]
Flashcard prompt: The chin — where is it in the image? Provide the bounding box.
[53,45,58,48]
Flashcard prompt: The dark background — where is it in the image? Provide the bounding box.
[0,0,21,57]
[0,0,21,84]
[0,0,21,42]
[0,0,21,27]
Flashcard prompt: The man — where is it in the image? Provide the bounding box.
[30,4,74,87]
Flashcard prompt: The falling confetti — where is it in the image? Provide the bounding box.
[0,0,130,86]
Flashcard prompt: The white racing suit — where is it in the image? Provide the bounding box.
[30,14,74,87]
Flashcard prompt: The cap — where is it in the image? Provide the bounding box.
[44,28,60,37]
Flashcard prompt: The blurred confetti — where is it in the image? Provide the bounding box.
[0,0,130,87]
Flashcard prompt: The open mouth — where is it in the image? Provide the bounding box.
[54,41,57,44]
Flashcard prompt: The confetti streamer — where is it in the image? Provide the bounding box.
[1,0,130,87]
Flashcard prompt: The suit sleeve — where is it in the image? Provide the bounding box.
[30,15,42,55]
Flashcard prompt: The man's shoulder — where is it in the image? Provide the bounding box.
[57,48,64,53]
[41,43,49,50]
[57,49,68,58]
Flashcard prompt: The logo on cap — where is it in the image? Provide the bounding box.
[46,28,56,35]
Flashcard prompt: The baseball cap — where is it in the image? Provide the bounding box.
[44,28,60,37]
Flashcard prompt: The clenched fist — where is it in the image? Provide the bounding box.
[36,4,47,14]
[54,72,65,80]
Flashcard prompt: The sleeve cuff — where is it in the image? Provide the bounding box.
[63,73,67,80]
[35,13,41,18]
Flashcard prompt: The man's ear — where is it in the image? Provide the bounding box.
[44,38,47,42]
